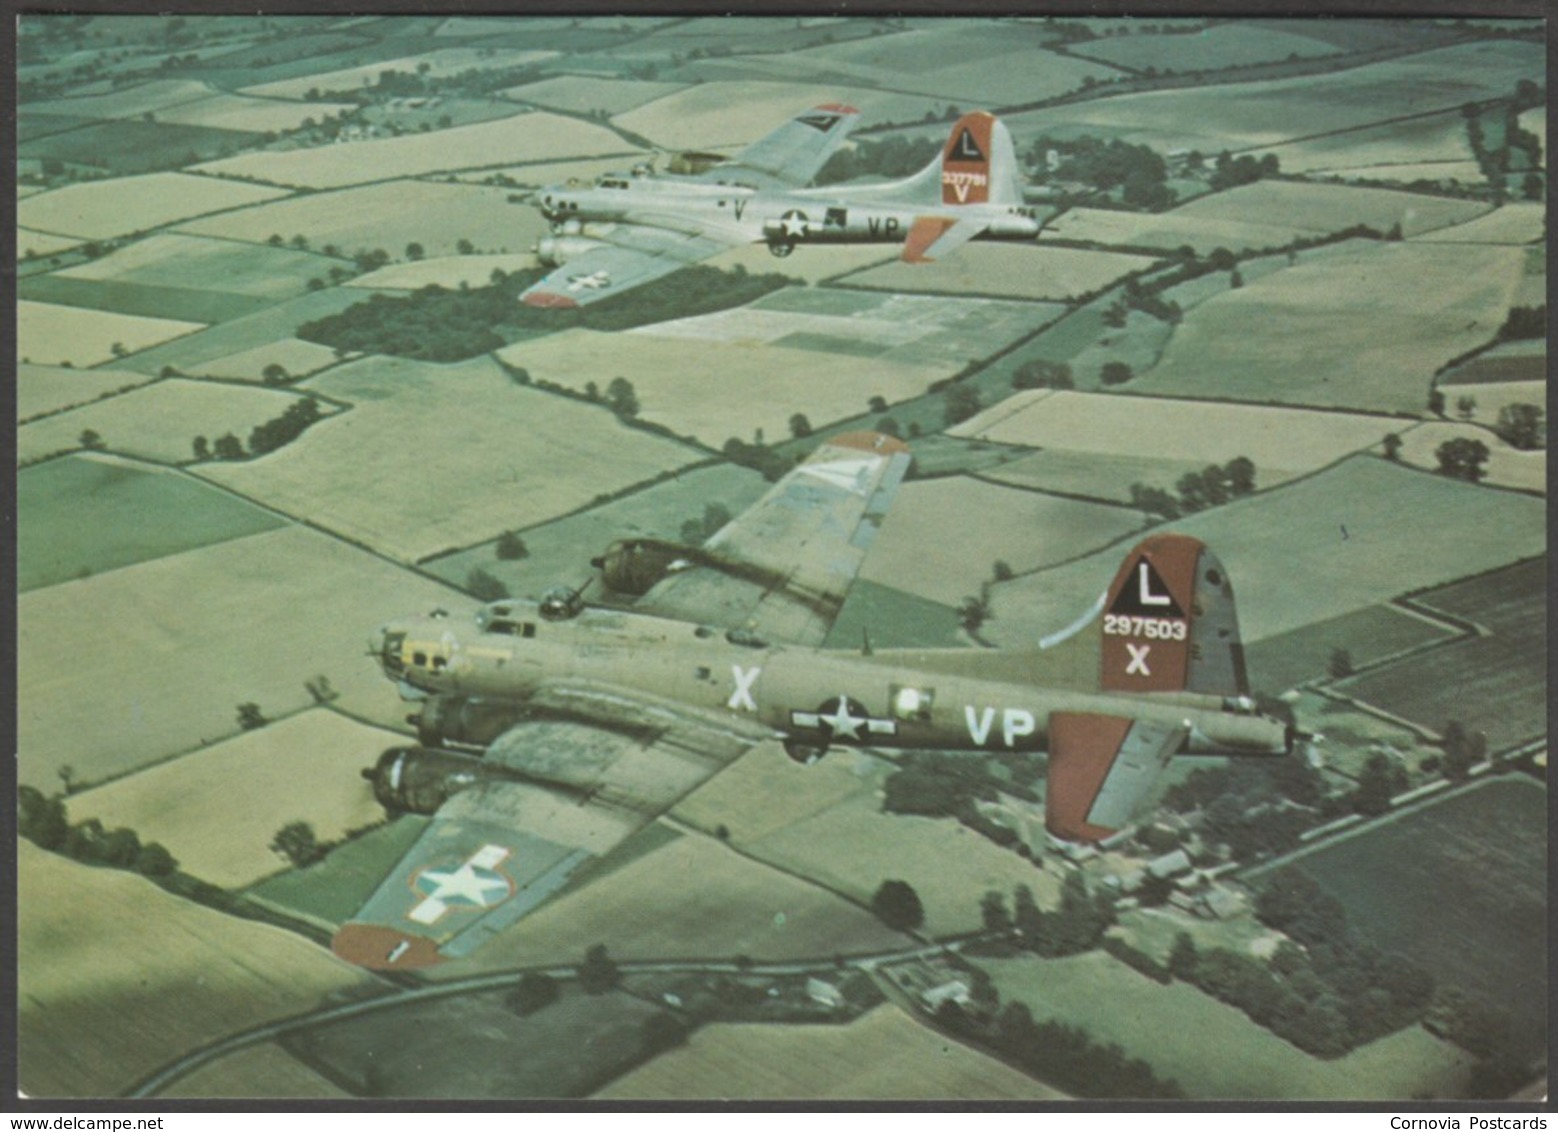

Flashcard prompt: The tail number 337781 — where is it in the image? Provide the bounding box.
[1103,615,1186,641]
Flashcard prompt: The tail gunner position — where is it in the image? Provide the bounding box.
[337,432,1291,970]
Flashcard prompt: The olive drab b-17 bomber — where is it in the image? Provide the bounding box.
[520,107,1048,309]
[333,432,1293,971]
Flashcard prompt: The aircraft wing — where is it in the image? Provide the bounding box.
[333,693,771,970]
[631,431,912,646]
[704,103,861,188]
[901,215,987,264]
[520,224,737,309]
[1045,713,1188,842]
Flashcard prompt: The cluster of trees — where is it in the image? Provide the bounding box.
[1464,88,1544,198]
[193,397,324,462]
[1162,743,1326,859]
[298,266,791,363]
[507,971,560,1015]
[1011,359,1073,390]
[1238,870,1437,1055]
[1350,751,1407,817]
[943,383,981,426]
[883,751,1028,848]
[870,879,925,932]
[1129,456,1256,520]
[466,567,510,602]
[1208,150,1280,191]
[1434,436,1490,482]
[19,785,178,878]
[944,999,1184,1099]
[270,820,326,868]
[1439,720,1488,782]
[719,437,792,482]
[578,943,620,994]
[1494,403,1544,450]
[982,874,1115,959]
[815,135,943,185]
[1028,134,1173,210]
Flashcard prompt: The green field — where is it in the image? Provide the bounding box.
[63,234,346,300]
[1337,558,1546,748]
[986,457,1549,650]
[1244,603,1456,694]
[18,119,260,175]
[18,455,286,592]
[114,289,365,375]
[18,275,275,325]
[247,816,429,925]
[287,986,662,1098]
[1262,776,1546,1059]
[981,951,1472,1099]
[1140,239,1526,414]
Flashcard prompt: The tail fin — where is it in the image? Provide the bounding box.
[939,111,1023,207]
[1097,533,1249,699]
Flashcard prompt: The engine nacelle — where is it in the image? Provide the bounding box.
[414,695,526,748]
[534,234,608,267]
[591,537,697,596]
[363,746,500,815]
[784,738,827,766]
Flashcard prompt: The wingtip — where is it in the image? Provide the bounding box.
[332,923,445,970]
[814,102,860,115]
[825,430,911,456]
[521,291,579,310]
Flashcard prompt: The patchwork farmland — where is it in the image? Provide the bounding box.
[16,12,1544,1103]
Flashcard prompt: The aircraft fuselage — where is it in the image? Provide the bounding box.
[374,599,1288,765]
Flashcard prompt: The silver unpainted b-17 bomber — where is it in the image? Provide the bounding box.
[334,432,1294,971]
[520,106,1047,308]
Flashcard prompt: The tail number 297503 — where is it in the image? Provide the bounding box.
[1103,614,1186,641]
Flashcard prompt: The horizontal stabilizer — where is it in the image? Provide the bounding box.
[1046,712,1185,842]
[901,215,986,263]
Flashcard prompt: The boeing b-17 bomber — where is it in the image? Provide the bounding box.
[522,107,1049,307]
[337,431,1290,970]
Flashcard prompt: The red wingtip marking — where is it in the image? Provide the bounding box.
[825,430,910,456]
[332,923,445,970]
[521,291,579,309]
[902,216,957,264]
[814,103,860,115]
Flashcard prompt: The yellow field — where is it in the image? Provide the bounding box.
[860,476,1144,605]
[348,253,537,290]
[951,390,1395,479]
[199,354,699,561]
[195,337,345,382]
[162,1043,351,1100]
[425,826,908,976]
[1412,202,1545,246]
[1143,241,1526,412]
[1395,421,1546,494]
[17,378,338,465]
[615,81,938,150]
[1171,181,1490,238]
[1249,113,1475,176]
[1044,207,1306,255]
[984,951,1475,1100]
[19,363,155,422]
[18,173,291,240]
[239,47,560,101]
[67,710,396,889]
[843,242,1153,302]
[1432,377,1546,423]
[196,111,630,189]
[178,179,550,259]
[17,841,371,1098]
[498,329,944,448]
[18,524,466,790]
[27,78,214,120]
[18,300,205,368]
[153,93,359,134]
[503,74,688,115]
[599,1005,1065,1100]
[19,227,81,258]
